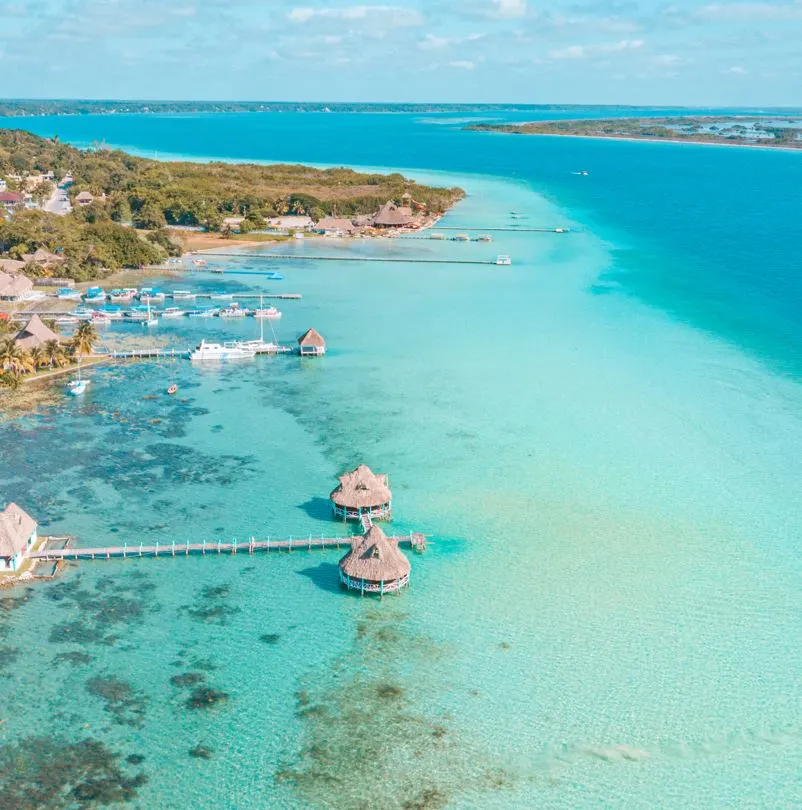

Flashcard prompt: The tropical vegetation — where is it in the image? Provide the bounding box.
[0,129,464,280]
[0,322,98,389]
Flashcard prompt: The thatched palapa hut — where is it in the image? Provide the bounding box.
[338,523,411,595]
[330,463,392,521]
[298,328,326,356]
[372,200,415,228]
[14,314,60,351]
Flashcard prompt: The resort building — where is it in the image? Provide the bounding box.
[267,215,314,231]
[373,200,416,228]
[315,217,356,236]
[0,191,24,214]
[298,328,326,357]
[0,258,26,273]
[0,503,38,572]
[338,523,411,595]
[74,191,94,206]
[14,314,60,351]
[330,464,392,521]
[24,248,66,266]
[0,273,34,301]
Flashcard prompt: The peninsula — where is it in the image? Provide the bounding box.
[0,130,464,280]
[467,116,802,149]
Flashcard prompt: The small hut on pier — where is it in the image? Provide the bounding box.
[330,464,392,521]
[338,523,411,595]
[298,328,326,357]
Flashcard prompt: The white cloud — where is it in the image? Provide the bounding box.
[696,2,802,21]
[449,60,476,69]
[419,34,449,50]
[549,39,643,60]
[490,0,526,20]
[287,5,423,26]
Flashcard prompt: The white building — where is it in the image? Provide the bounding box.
[0,503,38,572]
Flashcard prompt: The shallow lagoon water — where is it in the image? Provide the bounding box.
[0,120,801,807]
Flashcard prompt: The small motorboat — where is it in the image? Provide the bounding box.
[252,306,281,320]
[83,287,107,304]
[172,290,196,300]
[219,306,246,318]
[193,259,207,267]
[67,379,89,396]
[57,287,82,301]
[167,384,178,395]
[161,307,185,318]
[454,233,470,242]
[186,308,216,318]
[265,272,284,281]
[91,312,112,326]
[495,255,512,266]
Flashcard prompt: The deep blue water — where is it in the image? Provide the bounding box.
[6,108,802,376]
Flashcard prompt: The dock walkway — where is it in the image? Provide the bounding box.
[197,253,498,266]
[29,531,427,561]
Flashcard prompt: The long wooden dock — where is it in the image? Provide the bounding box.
[432,226,570,233]
[197,253,498,266]
[95,348,190,360]
[29,531,427,561]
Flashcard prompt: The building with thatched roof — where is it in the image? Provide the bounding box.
[338,523,410,595]
[298,327,326,357]
[373,200,415,228]
[315,216,356,235]
[14,314,60,351]
[24,248,66,265]
[0,273,33,301]
[0,258,26,273]
[330,464,392,521]
[74,191,94,206]
[0,503,38,572]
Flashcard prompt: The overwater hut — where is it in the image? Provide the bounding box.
[298,327,326,357]
[0,503,38,572]
[338,523,410,595]
[14,314,60,351]
[373,200,415,228]
[330,464,392,521]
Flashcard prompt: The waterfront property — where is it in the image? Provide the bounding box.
[330,464,392,521]
[315,216,356,236]
[298,327,326,356]
[0,503,38,572]
[373,200,416,228]
[14,314,61,351]
[0,272,33,301]
[338,522,411,595]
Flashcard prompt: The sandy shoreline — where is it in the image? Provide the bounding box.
[497,130,802,153]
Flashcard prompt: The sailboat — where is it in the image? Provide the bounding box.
[238,296,281,354]
[143,298,158,327]
[67,357,90,396]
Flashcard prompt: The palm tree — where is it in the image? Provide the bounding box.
[72,322,98,359]
[28,346,45,370]
[43,339,68,369]
[0,338,34,376]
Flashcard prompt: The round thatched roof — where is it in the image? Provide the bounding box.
[330,464,391,508]
[339,524,411,583]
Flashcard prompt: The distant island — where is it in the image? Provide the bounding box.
[467,116,802,149]
[0,129,463,280]
[0,100,706,117]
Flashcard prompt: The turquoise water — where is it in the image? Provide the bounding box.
[0,113,801,808]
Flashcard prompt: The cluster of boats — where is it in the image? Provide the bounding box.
[54,291,281,327]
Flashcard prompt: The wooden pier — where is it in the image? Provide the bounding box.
[95,348,190,360]
[29,531,427,561]
[196,253,499,266]
[432,226,570,233]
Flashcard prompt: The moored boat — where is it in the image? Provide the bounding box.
[57,287,82,301]
[209,292,233,301]
[252,306,281,320]
[186,308,216,318]
[67,379,89,396]
[495,255,512,266]
[219,305,247,318]
[172,289,196,300]
[189,339,255,361]
[83,287,107,304]
[161,307,185,318]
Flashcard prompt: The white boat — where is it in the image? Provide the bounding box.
[237,339,282,354]
[83,288,107,304]
[209,268,225,275]
[209,293,233,301]
[454,233,470,242]
[54,316,79,326]
[219,305,246,318]
[57,288,82,301]
[252,306,281,320]
[67,379,89,396]
[161,307,185,318]
[190,340,255,361]
[495,255,512,266]
[192,259,207,267]
[186,308,216,318]
[172,290,196,300]
[476,235,493,242]
[554,227,566,233]
[91,312,111,326]
[143,300,158,327]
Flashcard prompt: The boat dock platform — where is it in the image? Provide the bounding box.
[96,348,190,360]
[197,253,500,266]
[29,531,427,561]
[432,226,570,233]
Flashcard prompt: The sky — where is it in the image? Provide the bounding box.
[0,0,800,105]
